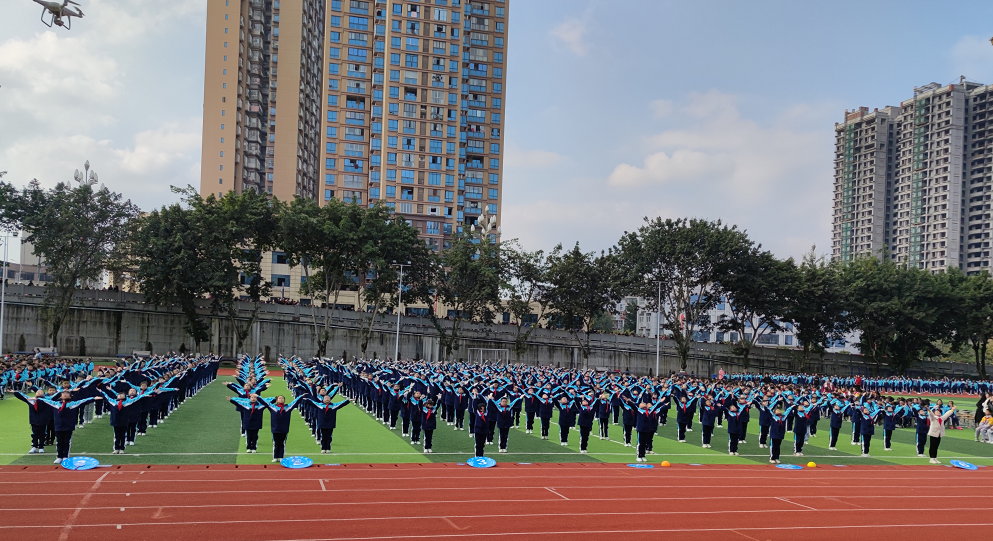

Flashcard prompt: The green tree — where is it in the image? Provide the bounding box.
[501,241,551,363]
[842,256,956,374]
[623,300,639,333]
[425,226,503,362]
[615,218,752,371]
[784,248,848,368]
[131,188,275,353]
[279,197,366,358]
[354,207,433,358]
[948,269,993,380]
[716,250,797,370]
[544,243,622,364]
[19,177,137,347]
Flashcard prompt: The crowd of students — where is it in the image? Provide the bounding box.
[8,353,989,465]
[7,355,219,462]
[306,358,986,464]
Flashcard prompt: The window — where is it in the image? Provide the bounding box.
[466,172,483,184]
[329,63,339,74]
[350,0,369,14]
[487,203,497,214]
[431,90,445,104]
[399,202,413,213]
[272,274,291,287]
[404,70,418,84]
[348,32,368,45]
[390,53,400,65]
[272,252,289,265]
[403,103,417,118]
[331,16,342,26]
[343,174,363,188]
[387,136,398,148]
[344,159,364,172]
[345,111,365,125]
[401,187,414,200]
[466,186,483,199]
[345,127,365,141]
[347,63,368,78]
[445,191,454,202]
[489,158,499,169]
[494,52,503,63]
[329,47,340,59]
[386,186,396,197]
[327,127,338,138]
[490,143,500,153]
[433,8,448,21]
[344,143,364,156]
[347,48,367,61]
[343,190,363,204]
[429,173,441,185]
[326,142,337,153]
[389,86,400,98]
[489,173,499,184]
[326,158,337,169]
[401,153,414,167]
[402,120,417,134]
[325,174,336,185]
[389,103,399,115]
[429,140,443,153]
[329,31,341,43]
[405,54,419,68]
[349,16,369,30]
[401,170,415,183]
[402,137,416,150]
[388,119,398,132]
[387,152,397,164]
[493,83,502,93]
[406,21,420,34]
[404,87,417,100]
[488,188,498,199]
[406,38,419,51]
[370,187,380,199]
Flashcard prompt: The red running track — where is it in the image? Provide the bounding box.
[0,463,989,541]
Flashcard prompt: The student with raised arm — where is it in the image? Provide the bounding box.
[926,402,956,464]
[36,391,102,464]
[257,394,305,462]
[859,405,883,458]
[13,389,51,454]
[596,391,611,440]
[305,394,350,453]
[229,393,267,453]
[492,395,522,453]
[698,397,719,449]
[555,394,580,446]
[471,402,489,458]
[100,389,144,454]
[420,398,441,453]
[766,404,795,464]
[827,400,846,450]
[576,396,598,453]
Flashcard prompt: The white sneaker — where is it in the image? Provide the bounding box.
[54,458,62,464]
[769,459,776,464]
[38,448,44,453]
[499,449,507,453]
[28,447,36,454]
[740,440,746,444]
[686,428,693,432]
[624,443,631,447]
[829,447,837,450]
[917,453,924,457]
[929,458,940,464]
[678,440,686,443]
[580,450,587,454]
[861,453,870,458]
[884,448,892,451]
[561,442,568,446]
[272,459,279,463]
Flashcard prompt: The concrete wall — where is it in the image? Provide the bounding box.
[0,285,979,378]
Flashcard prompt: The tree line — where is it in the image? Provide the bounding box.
[0,176,989,378]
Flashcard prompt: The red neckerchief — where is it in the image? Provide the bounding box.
[59,401,66,412]
[479,413,485,423]
[118,402,123,411]
[426,409,433,420]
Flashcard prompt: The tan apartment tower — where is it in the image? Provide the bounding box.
[201,0,326,200]
[319,0,508,250]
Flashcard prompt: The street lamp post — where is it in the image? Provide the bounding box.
[393,261,410,362]
[655,280,661,377]
[0,232,18,356]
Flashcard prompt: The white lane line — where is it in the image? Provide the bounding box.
[776,497,817,510]
[544,487,569,500]
[56,472,108,541]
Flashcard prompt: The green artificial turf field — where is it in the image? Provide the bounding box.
[2,378,991,467]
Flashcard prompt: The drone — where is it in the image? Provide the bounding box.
[34,0,84,30]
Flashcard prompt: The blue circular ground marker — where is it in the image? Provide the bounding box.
[627,463,654,469]
[61,457,99,471]
[776,464,803,470]
[281,456,313,469]
[467,457,496,468]
[950,460,977,471]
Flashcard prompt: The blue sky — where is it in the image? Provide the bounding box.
[2,0,993,261]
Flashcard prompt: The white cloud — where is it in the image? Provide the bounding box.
[951,35,993,83]
[650,99,674,118]
[608,150,734,187]
[549,18,589,56]
[505,144,566,169]
[503,91,835,260]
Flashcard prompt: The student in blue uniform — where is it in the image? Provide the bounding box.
[537,392,555,440]
[914,402,930,457]
[828,402,845,450]
[674,395,698,443]
[37,391,101,464]
[523,387,538,434]
[229,394,267,453]
[698,397,718,449]
[577,396,597,453]
[305,394,350,453]
[493,395,520,453]
[859,406,882,458]
[597,392,611,440]
[454,386,468,431]
[634,400,661,462]
[881,404,900,451]
[14,390,51,454]
[101,389,144,454]
[757,398,772,449]
[420,399,440,453]
[767,405,793,464]
[471,402,488,457]
[723,402,746,456]
[258,394,304,462]
[556,395,579,445]
[792,405,811,456]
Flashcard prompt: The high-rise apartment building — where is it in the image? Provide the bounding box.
[320,0,508,250]
[832,80,993,275]
[201,0,326,200]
